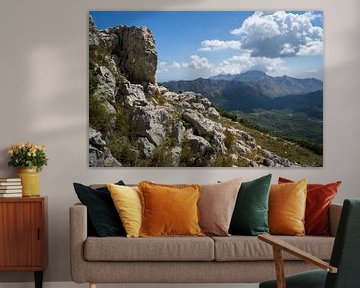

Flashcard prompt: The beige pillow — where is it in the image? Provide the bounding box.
[198,178,242,236]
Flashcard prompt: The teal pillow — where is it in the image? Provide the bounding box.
[229,174,271,236]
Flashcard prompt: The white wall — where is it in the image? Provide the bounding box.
[0,0,359,283]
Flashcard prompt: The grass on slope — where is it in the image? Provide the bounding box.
[219,117,323,167]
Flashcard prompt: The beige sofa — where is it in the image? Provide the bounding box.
[70,203,342,287]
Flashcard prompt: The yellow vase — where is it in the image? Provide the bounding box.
[16,167,40,197]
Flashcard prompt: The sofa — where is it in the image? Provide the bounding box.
[70,201,342,287]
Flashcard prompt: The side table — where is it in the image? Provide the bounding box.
[0,197,48,288]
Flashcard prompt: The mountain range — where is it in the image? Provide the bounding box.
[162,70,323,114]
[209,70,322,98]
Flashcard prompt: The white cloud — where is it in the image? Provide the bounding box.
[172,61,181,68]
[199,39,241,51]
[230,11,323,58]
[231,11,281,39]
[214,51,288,75]
[297,40,323,56]
[157,61,188,74]
[159,53,287,80]
[280,43,296,55]
[157,61,169,74]
[156,55,213,81]
[187,55,213,69]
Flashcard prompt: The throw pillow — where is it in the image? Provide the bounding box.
[138,181,203,237]
[229,174,272,236]
[198,178,242,236]
[73,181,126,237]
[107,183,142,238]
[269,179,307,236]
[279,177,341,236]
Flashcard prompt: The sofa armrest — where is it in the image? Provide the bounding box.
[258,234,337,288]
[258,234,338,273]
[329,203,342,237]
[69,203,88,283]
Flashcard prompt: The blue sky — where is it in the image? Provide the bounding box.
[90,11,323,82]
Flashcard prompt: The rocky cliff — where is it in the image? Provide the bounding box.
[88,16,303,167]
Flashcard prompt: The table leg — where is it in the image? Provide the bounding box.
[34,271,43,288]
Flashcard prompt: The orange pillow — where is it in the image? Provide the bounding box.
[138,181,204,237]
[269,179,307,236]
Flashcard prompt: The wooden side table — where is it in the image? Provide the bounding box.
[0,197,48,288]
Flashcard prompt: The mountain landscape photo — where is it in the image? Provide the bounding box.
[88,11,323,167]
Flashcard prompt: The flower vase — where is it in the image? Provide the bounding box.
[16,167,40,197]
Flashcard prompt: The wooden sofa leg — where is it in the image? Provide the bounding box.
[89,283,97,288]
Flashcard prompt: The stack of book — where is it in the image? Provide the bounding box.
[0,178,22,197]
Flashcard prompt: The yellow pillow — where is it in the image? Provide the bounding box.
[107,183,142,238]
[269,179,307,236]
[138,181,204,237]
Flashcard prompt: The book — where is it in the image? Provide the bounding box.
[0,178,21,182]
[0,189,22,193]
[0,186,22,190]
[0,193,22,198]
[0,182,22,186]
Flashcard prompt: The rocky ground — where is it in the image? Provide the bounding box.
[88,16,300,167]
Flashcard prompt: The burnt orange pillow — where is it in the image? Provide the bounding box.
[269,179,307,236]
[279,177,341,236]
[138,181,204,237]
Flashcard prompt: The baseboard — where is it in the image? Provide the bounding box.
[0,282,259,288]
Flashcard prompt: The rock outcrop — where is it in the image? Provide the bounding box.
[88,16,301,167]
[89,16,100,48]
[133,106,170,146]
[91,17,157,84]
[89,128,121,167]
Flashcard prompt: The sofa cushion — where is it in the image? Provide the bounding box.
[229,174,271,236]
[73,181,126,237]
[139,181,203,237]
[269,179,307,236]
[84,236,214,261]
[199,178,242,236]
[107,184,142,238]
[212,236,334,261]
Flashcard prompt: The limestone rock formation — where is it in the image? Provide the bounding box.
[99,25,157,84]
[89,16,100,48]
[120,82,149,108]
[94,66,117,103]
[133,106,170,146]
[89,128,121,167]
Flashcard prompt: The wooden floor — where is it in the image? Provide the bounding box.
[0,283,259,288]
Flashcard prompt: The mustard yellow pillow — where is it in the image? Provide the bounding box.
[269,179,307,236]
[107,183,142,238]
[138,181,204,237]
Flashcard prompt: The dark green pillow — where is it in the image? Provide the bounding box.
[229,174,272,236]
[73,181,126,237]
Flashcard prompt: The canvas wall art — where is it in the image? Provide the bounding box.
[89,11,323,167]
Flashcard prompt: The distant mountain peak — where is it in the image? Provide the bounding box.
[164,69,323,100]
[210,70,268,81]
[241,70,267,76]
[210,70,322,83]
